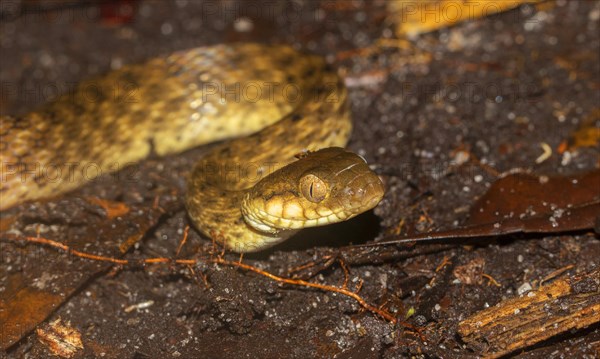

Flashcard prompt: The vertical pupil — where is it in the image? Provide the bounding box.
[309,182,314,197]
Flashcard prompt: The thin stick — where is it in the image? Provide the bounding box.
[212,257,398,323]
[175,226,190,256]
[4,234,399,324]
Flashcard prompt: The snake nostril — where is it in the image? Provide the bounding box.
[356,187,366,197]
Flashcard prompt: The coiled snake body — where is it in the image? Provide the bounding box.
[0,44,384,252]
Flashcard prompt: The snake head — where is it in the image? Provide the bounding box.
[241,147,385,234]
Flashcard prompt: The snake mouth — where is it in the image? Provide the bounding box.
[244,205,358,232]
[242,176,384,233]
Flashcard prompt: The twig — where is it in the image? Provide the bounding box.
[459,267,600,358]
[175,226,190,257]
[3,234,401,325]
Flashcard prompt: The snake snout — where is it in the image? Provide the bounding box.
[341,172,385,214]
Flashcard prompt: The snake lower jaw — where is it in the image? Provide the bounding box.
[242,199,381,233]
[242,209,281,234]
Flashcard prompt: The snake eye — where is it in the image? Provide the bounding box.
[299,174,327,203]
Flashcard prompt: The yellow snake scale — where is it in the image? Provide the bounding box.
[0,43,384,252]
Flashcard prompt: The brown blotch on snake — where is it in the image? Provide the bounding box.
[0,43,385,252]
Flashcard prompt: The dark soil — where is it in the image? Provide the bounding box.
[1,1,599,358]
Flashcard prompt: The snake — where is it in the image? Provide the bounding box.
[0,43,385,252]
